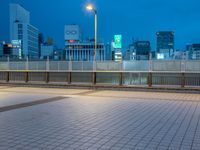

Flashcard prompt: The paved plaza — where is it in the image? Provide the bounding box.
[0,86,200,150]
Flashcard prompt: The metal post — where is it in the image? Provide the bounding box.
[25,72,29,83]
[149,59,152,72]
[148,72,152,87]
[119,72,123,86]
[68,72,72,84]
[7,56,10,70]
[45,72,49,83]
[69,61,72,72]
[26,56,29,70]
[181,73,185,88]
[92,72,96,85]
[46,56,49,71]
[6,71,9,83]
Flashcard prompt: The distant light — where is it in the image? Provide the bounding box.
[7,44,12,48]
[86,4,93,11]
[157,53,164,60]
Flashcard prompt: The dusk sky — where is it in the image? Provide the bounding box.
[1,0,200,50]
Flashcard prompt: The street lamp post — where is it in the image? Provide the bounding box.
[86,4,97,62]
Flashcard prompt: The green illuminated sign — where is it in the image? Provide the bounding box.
[114,35,122,49]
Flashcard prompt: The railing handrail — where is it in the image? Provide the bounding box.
[0,60,200,72]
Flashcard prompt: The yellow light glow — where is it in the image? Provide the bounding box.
[86,4,93,11]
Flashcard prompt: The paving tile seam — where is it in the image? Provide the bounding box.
[166,102,194,150]
[146,102,188,150]
[190,104,200,149]
[34,101,155,149]
[121,101,181,149]
[94,102,171,150]
[153,102,189,150]
[178,103,199,150]
[0,96,66,113]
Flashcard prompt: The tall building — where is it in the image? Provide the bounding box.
[125,41,151,60]
[105,43,112,60]
[0,42,4,56]
[40,44,54,59]
[10,4,39,58]
[3,44,13,56]
[156,31,174,59]
[186,44,200,60]
[65,25,105,61]
[53,49,65,60]
[38,33,44,58]
[134,41,151,60]
[173,50,185,60]
[124,44,134,60]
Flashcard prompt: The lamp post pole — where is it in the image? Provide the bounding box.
[94,11,97,62]
[86,4,97,84]
[86,4,97,62]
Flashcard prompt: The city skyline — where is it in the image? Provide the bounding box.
[1,0,200,50]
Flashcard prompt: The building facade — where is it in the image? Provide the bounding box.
[105,43,112,60]
[10,4,39,59]
[53,49,65,60]
[65,42,105,61]
[134,41,151,60]
[40,44,54,59]
[3,44,13,56]
[38,33,44,58]
[156,31,174,59]
[186,44,200,60]
[65,25,105,61]
[125,41,151,60]
[0,42,4,56]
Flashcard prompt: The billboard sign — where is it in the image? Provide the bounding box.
[114,35,122,49]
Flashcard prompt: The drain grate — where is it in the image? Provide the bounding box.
[0,96,66,113]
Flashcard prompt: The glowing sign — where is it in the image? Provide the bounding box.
[114,35,122,49]
[68,40,76,43]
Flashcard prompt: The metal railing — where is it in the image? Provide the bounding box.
[0,60,200,72]
[0,60,200,88]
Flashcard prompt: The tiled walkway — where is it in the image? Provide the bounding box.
[0,86,200,150]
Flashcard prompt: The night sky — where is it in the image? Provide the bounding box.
[1,0,200,50]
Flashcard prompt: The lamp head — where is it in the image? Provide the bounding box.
[86,4,94,11]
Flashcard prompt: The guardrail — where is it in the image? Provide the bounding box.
[0,60,200,72]
[0,60,200,88]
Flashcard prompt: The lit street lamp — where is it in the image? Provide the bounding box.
[86,4,97,62]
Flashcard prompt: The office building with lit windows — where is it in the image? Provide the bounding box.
[156,31,174,59]
[10,4,39,58]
